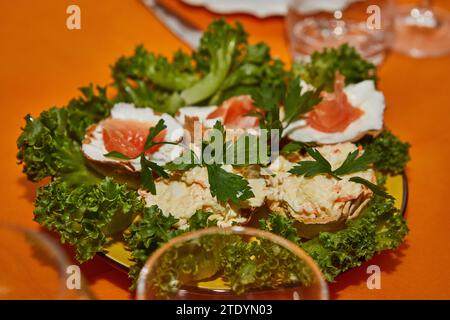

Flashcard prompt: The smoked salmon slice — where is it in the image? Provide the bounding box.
[207,95,260,129]
[307,73,363,133]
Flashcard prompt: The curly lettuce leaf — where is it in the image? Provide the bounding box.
[112,46,198,92]
[260,213,301,244]
[65,84,112,142]
[111,20,287,111]
[181,19,248,105]
[125,207,217,288]
[359,130,411,175]
[220,238,313,295]
[301,196,408,281]
[16,85,112,183]
[34,177,143,262]
[209,43,287,105]
[292,44,377,92]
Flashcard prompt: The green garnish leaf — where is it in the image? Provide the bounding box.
[333,149,375,176]
[252,83,284,112]
[206,164,254,204]
[144,119,166,150]
[292,44,377,92]
[104,151,132,160]
[259,213,301,244]
[181,20,248,105]
[146,159,169,179]
[280,141,312,156]
[289,148,334,178]
[358,130,411,175]
[35,177,143,263]
[125,206,218,289]
[102,118,174,194]
[290,148,375,180]
[250,77,321,136]
[16,86,112,183]
[140,156,169,195]
[140,163,156,195]
[349,176,394,199]
[283,78,322,125]
[164,161,198,172]
[302,196,407,281]
[188,210,218,230]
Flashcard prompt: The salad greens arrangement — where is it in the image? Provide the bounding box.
[359,130,411,175]
[35,177,143,262]
[16,19,410,293]
[124,206,215,286]
[291,43,377,92]
[17,85,112,184]
[112,20,287,112]
[261,196,408,281]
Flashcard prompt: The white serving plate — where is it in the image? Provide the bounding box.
[182,0,288,18]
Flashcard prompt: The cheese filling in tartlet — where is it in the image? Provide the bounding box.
[266,142,375,236]
[139,165,270,229]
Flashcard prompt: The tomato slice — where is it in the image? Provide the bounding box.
[207,95,260,129]
[102,119,166,159]
[306,73,363,133]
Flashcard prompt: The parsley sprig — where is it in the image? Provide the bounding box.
[289,147,392,198]
[207,163,254,204]
[289,147,340,180]
[204,122,255,204]
[251,77,322,137]
[348,176,393,199]
[164,121,256,204]
[104,119,175,194]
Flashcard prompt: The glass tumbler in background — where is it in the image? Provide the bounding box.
[286,0,395,64]
[0,225,92,299]
[136,226,329,300]
[393,0,450,58]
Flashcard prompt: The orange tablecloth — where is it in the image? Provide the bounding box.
[1,0,449,300]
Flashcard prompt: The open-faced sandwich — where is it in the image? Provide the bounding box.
[17,20,410,292]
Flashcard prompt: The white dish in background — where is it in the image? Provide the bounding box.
[181,0,288,18]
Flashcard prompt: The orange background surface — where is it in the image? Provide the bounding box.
[1,0,450,300]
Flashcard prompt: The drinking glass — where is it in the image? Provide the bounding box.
[136,226,328,300]
[286,0,395,64]
[0,225,92,299]
[392,0,450,58]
